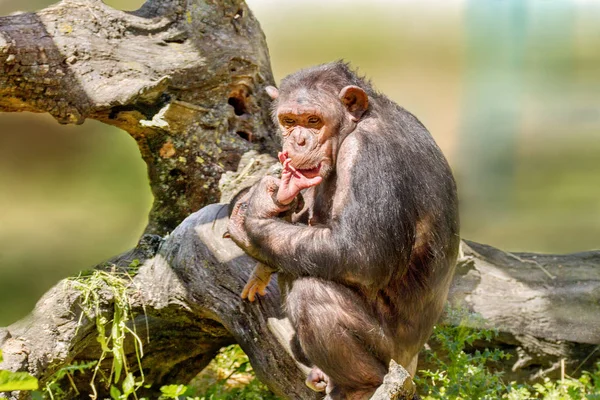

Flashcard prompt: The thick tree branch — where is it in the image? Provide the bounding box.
[452,241,600,345]
[0,0,279,235]
[0,203,316,399]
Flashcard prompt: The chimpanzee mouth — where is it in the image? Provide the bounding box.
[297,163,322,178]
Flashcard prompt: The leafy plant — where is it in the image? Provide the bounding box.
[521,362,600,400]
[415,309,600,400]
[109,372,138,400]
[185,345,279,400]
[42,361,97,399]
[158,384,190,399]
[415,310,510,400]
[66,268,147,399]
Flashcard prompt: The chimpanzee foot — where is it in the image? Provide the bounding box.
[305,366,328,392]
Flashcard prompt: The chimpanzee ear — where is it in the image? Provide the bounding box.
[265,86,279,100]
[339,85,368,121]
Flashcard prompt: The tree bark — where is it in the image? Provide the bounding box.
[0,0,598,399]
[370,361,419,400]
[0,0,279,235]
[446,240,600,382]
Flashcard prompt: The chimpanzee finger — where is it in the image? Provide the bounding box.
[278,151,288,164]
[305,176,323,187]
[283,161,302,180]
[258,285,267,296]
[241,284,249,299]
[248,285,257,302]
[283,158,297,175]
[265,176,280,192]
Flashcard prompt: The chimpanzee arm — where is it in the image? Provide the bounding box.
[241,134,412,286]
[244,214,346,279]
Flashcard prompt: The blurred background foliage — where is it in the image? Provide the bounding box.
[0,0,598,325]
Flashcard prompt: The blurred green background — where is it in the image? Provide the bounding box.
[0,0,598,325]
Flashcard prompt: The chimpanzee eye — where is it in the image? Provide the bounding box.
[282,117,295,126]
[307,116,321,124]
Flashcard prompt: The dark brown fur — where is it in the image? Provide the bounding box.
[229,61,459,399]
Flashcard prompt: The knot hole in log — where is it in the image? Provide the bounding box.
[228,85,254,142]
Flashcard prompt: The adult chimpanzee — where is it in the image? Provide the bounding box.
[228,61,459,400]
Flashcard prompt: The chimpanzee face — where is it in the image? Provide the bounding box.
[266,84,368,180]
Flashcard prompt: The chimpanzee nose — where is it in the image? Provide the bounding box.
[295,129,312,148]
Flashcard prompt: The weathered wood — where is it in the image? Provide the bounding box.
[0,0,290,397]
[0,202,317,399]
[370,361,419,400]
[446,240,600,381]
[0,0,279,235]
[452,240,600,345]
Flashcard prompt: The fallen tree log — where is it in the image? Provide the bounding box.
[0,0,599,398]
[1,182,599,398]
[447,240,600,382]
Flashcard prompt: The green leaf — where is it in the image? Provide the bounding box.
[0,350,3,363]
[0,370,39,391]
[112,308,124,383]
[160,384,188,398]
[110,385,122,400]
[122,373,135,396]
[113,350,123,384]
[238,362,249,373]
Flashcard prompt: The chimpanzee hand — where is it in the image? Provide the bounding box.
[276,151,323,206]
[227,176,291,261]
[243,175,289,219]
